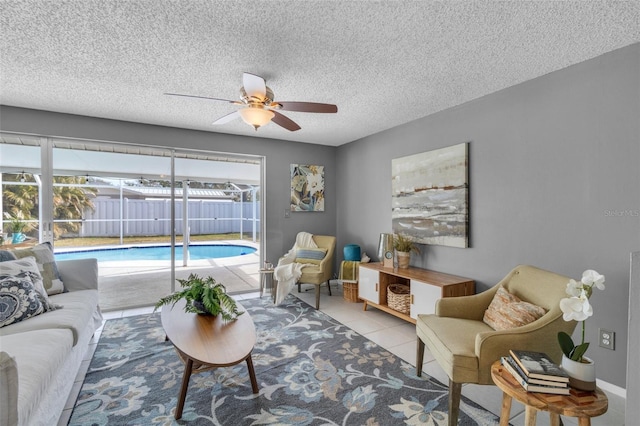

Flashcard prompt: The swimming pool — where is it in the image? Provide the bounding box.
[54,244,257,262]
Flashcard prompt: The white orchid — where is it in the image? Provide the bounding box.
[558,269,605,361]
[565,279,582,297]
[581,269,605,290]
[559,290,592,321]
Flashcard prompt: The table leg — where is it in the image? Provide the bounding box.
[260,274,265,298]
[175,358,194,420]
[524,406,537,426]
[246,354,259,393]
[550,413,561,426]
[272,278,278,303]
[499,392,512,426]
[577,418,591,426]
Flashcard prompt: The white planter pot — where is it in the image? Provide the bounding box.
[561,354,596,391]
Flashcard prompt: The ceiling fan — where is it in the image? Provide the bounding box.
[165,73,338,131]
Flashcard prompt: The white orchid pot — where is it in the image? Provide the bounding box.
[561,354,596,391]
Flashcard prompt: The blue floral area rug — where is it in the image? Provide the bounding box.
[69,295,500,425]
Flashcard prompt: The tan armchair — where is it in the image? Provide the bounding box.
[297,235,336,309]
[416,265,577,426]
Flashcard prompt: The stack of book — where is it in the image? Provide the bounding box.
[500,349,570,395]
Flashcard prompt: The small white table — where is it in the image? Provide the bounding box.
[259,268,276,302]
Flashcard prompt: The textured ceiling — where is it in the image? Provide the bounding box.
[1,1,638,147]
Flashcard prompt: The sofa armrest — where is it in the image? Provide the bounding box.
[436,286,498,320]
[57,258,99,291]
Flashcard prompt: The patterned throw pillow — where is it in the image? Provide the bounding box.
[0,276,45,328]
[0,257,61,312]
[9,242,64,295]
[483,286,547,331]
[295,248,328,265]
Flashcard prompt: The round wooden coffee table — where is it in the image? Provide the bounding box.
[491,361,607,426]
[161,299,259,420]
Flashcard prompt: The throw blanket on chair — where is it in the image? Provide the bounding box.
[274,232,317,305]
[339,260,359,283]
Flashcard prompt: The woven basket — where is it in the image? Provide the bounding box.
[387,284,410,314]
[343,282,361,303]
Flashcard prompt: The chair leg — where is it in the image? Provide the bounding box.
[416,338,425,377]
[448,380,462,426]
[326,280,332,296]
[297,282,301,293]
[315,285,321,309]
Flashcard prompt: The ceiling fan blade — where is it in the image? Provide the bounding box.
[164,93,241,105]
[212,110,241,125]
[243,73,267,100]
[271,111,301,132]
[275,101,338,113]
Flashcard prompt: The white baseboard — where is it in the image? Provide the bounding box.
[596,378,626,399]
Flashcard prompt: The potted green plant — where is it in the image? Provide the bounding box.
[154,273,244,321]
[4,212,27,244]
[393,234,420,269]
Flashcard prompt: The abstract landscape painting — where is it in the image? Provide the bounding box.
[391,142,469,248]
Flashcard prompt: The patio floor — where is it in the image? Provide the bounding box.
[95,240,261,312]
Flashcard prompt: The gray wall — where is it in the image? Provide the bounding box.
[336,43,639,388]
[0,106,337,266]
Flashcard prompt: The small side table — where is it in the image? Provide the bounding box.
[259,269,276,302]
[491,361,608,426]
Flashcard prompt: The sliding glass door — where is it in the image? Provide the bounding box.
[2,133,263,311]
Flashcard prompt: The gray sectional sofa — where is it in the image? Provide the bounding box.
[0,257,102,426]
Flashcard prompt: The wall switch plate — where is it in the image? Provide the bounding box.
[284,209,291,218]
[599,328,615,350]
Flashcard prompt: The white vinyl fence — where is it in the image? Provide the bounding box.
[80,199,260,237]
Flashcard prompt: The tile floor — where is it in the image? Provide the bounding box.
[58,283,626,425]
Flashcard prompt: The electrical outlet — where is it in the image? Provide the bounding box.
[599,328,615,350]
[284,209,291,218]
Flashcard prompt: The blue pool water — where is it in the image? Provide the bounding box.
[54,244,257,262]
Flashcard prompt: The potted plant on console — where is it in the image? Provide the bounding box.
[154,273,243,321]
[393,234,420,269]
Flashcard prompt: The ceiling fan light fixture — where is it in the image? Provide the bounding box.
[239,107,275,130]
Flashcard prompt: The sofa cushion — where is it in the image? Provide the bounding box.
[0,276,45,328]
[0,329,74,425]
[0,289,99,345]
[483,286,547,331]
[295,248,328,265]
[0,256,61,312]
[9,242,64,295]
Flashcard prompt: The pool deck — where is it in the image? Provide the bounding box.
[84,240,261,312]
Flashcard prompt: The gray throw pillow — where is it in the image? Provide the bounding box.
[0,250,17,262]
[9,242,64,295]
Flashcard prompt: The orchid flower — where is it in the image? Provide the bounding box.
[557,269,605,362]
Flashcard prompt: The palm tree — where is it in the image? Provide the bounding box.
[2,173,96,238]
[53,176,97,238]
[2,174,37,234]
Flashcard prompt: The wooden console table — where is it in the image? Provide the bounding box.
[358,263,474,324]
